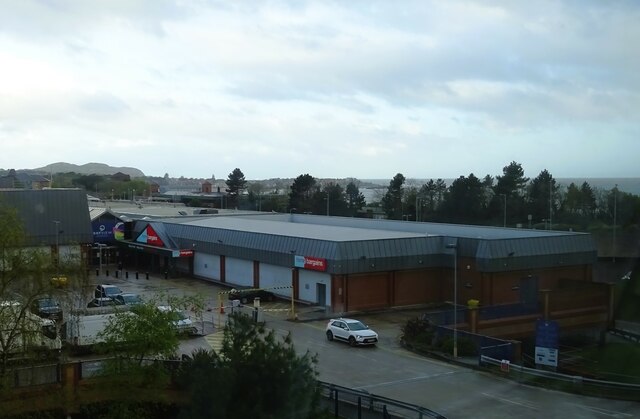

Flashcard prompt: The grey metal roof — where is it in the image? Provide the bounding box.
[0,189,93,246]
[105,203,596,274]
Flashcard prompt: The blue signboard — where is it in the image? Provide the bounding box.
[535,319,559,349]
[535,319,559,367]
[92,220,117,243]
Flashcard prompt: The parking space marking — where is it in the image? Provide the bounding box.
[204,331,225,353]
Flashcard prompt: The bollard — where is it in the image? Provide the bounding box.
[106,270,109,277]
[125,271,129,279]
[115,271,119,278]
[135,272,139,280]
[164,271,168,279]
[96,269,99,276]
[146,272,149,280]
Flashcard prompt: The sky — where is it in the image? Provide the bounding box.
[0,1,639,181]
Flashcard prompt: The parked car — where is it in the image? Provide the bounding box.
[94,284,123,299]
[157,306,198,335]
[227,287,275,304]
[113,293,143,306]
[30,297,63,321]
[87,297,118,308]
[325,318,378,346]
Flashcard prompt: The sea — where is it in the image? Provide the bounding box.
[360,178,640,203]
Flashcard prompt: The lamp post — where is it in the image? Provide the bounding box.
[53,221,60,275]
[325,192,330,216]
[96,243,107,276]
[613,184,618,263]
[446,243,458,358]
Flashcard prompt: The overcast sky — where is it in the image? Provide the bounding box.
[1,1,638,180]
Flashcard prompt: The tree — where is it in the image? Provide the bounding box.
[494,162,529,225]
[381,173,405,220]
[310,183,348,216]
[288,174,316,214]
[98,294,204,364]
[225,168,247,209]
[177,312,321,419]
[527,170,557,227]
[0,203,86,378]
[439,174,486,224]
[345,181,366,217]
[247,181,266,211]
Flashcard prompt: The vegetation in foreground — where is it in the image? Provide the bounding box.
[1,312,325,419]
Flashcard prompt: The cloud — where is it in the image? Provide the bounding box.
[0,0,638,179]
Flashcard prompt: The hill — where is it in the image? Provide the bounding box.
[35,162,145,178]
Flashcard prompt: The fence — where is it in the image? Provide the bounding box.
[435,326,516,362]
[480,355,640,400]
[319,381,446,419]
[0,360,447,418]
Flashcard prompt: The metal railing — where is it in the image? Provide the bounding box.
[319,381,446,419]
[480,355,640,400]
[0,360,447,418]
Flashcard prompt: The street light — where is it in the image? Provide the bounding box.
[96,243,107,275]
[446,243,458,358]
[53,220,60,275]
[325,192,330,216]
[613,184,618,263]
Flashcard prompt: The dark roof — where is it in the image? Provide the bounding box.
[0,189,93,246]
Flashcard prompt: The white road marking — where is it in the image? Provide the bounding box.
[355,371,458,390]
[481,392,539,410]
[569,403,634,417]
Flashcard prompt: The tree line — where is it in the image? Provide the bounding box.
[377,162,639,230]
[226,163,639,231]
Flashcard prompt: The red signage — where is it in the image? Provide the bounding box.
[136,225,164,247]
[179,250,193,257]
[303,256,326,272]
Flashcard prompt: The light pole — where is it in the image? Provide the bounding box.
[53,221,60,275]
[325,192,330,216]
[500,194,506,227]
[446,243,458,358]
[613,184,618,263]
[96,243,107,275]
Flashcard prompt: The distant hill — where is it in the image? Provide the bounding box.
[35,162,145,178]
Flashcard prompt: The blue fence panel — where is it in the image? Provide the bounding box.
[479,303,539,320]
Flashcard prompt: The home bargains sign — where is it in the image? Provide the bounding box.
[294,255,327,271]
[136,225,164,247]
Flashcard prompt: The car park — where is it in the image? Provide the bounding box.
[94,284,123,299]
[227,287,275,304]
[30,297,63,321]
[325,318,378,346]
[87,297,118,308]
[113,293,143,306]
[157,305,198,335]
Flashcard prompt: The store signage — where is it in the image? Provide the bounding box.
[136,225,164,247]
[535,319,559,367]
[172,249,194,258]
[92,221,116,242]
[294,255,327,271]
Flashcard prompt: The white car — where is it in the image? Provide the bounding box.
[325,318,378,346]
[157,306,198,335]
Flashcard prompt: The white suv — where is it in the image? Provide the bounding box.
[326,318,378,346]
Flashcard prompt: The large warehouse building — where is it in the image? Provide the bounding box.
[115,210,604,321]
